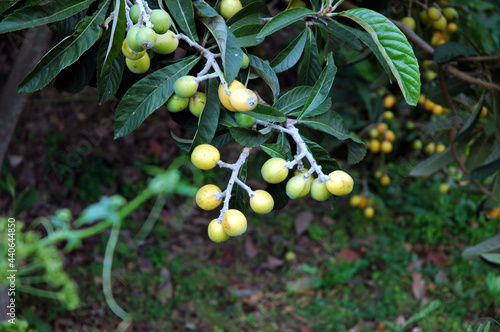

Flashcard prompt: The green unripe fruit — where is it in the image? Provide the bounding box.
[150,9,172,34]
[420,10,430,25]
[310,179,331,201]
[220,0,243,19]
[249,189,274,214]
[126,25,143,52]
[165,93,189,112]
[439,183,449,194]
[129,5,140,24]
[261,158,289,184]
[369,128,379,139]
[413,140,423,150]
[401,17,416,31]
[432,16,447,32]
[222,209,247,236]
[196,184,222,210]
[191,144,220,170]
[286,175,311,199]
[406,122,415,130]
[174,75,199,98]
[153,30,178,55]
[427,7,441,21]
[425,70,437,81]
[326,170,354,196]
[284,251,296,262]
[136,27,157,49]
[207,219,230,243]
[443,7,458,21]
[235,112,256,127]
[425,142,436,154]
[125,52,150,74]
[241,53,250,69]
[189,92,206,117]
[122,39,146,60]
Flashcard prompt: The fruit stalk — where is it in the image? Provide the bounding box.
[135,0,153,29]
[216,147,253,223]
[175,33,229,92]
[255,119,330,182]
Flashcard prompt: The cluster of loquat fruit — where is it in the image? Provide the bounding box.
[349,194,376,219]
[401,4,459,47]
[367,122,395,155]
[122,7,178,74]
[122,0,245,75]
[366,95,397,155]
[190,143,354,243]
[419,94,449,116]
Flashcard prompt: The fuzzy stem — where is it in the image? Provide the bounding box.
[216,147,252,223]
[136,0,153,29]
[175,33,229,92]
[255,119,330,182]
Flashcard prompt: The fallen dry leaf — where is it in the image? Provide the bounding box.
[427,251,446,265]
[412,271,426,300]
[266,255,284,269]
[339,248,361,262]
[149,139,162,157]
[295,211,314,236]
[245,236,259,259]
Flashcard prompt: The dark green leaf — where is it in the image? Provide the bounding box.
[339,23,392,79]
[289,98,331,117]
[313,19,362,51]
[220,112,239,127]
[6,173,15,198]
[165,0,198,42]
[228,127,272,147]
[470,144,500,179]
[17,0,110,94]
[0,0,93,33]
[249,55,280,98]
[98,53,124,104]
[270,28,307,73]
[53,44,98,93]
[297,53,337,120]
[480,253,500,266]
[229,161,247,212]
[114,56,199,138]
[246,104,286,123]
[99,0,126,75]
[339,8,421,105]
[190,79,221,151]
[454,95,485,143]
[194,0,243,85]
[274,86,313,114]
[260,143,291,159]
[1,0,43,17]
[13,187,37,217]
[298,112,366,164]
[410,144,464,176]
[297,28,321,86]
[232,24,264,47]
[434,42,477,63]
[226,1,270,30]
[265,181,289,210]
[256,7,313,39]
[462,235,500,261]
[171,132,193,152]
[303,137,340,173]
